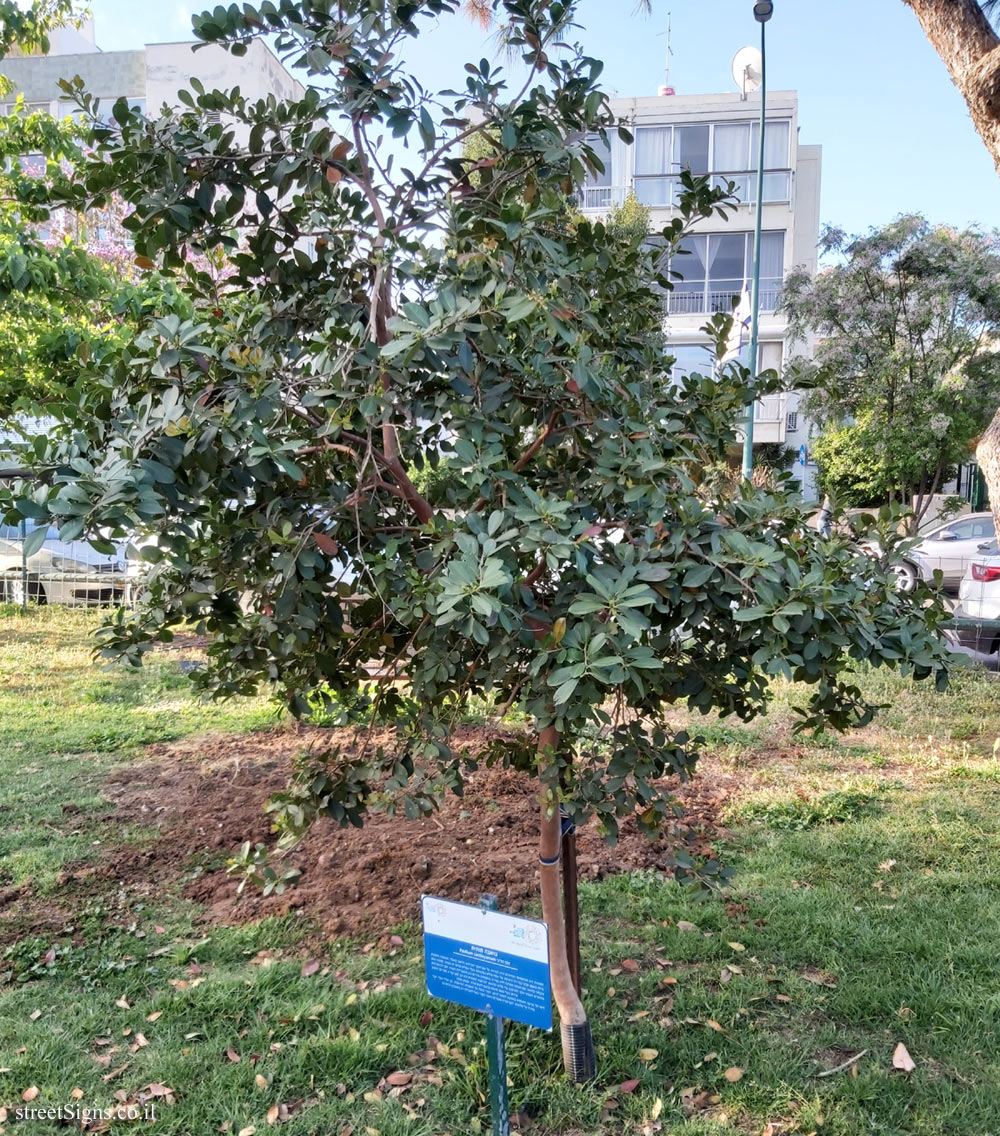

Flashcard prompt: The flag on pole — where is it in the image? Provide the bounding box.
[721,288,752,366]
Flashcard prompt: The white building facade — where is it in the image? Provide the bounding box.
[1,20,302,127]
[581,89,821,496]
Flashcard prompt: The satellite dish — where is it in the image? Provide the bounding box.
[732,46,763,97]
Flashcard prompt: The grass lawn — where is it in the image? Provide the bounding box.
[2,606,1000,1135]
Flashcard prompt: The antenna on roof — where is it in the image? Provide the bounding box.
[658,12,675,96]
[732,45,763,100]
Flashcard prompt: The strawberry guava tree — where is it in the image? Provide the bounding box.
[3,0,952,1079]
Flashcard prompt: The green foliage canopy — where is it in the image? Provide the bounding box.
[2,1,952,849]
[782,215,1000,523]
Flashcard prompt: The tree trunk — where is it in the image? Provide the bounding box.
[536,724,595,1081]
[902,0,1000,527]
[977,408,1000,532]
[902,0,1000,173]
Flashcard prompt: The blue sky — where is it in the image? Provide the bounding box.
[88,0,1000,237]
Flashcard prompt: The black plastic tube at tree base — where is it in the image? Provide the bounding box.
[561,1020,597,1082]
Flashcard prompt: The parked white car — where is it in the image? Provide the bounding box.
[0,521,128,605]
[944,541,1000,669]
[889,512,996,593]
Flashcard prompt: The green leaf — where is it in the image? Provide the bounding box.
[682,563,714,588]
[21,526,49,558]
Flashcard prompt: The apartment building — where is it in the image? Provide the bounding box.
[581,88,822,494]
[1,20,302,131]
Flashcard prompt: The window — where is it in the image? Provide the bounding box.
[626,119,791,210]
[579,132,631,209]
[758,340,783,374]
[785,411,798,432]
[669,342,716,382]
[932,517,995,541]
[666,231,784,315]
[673,125,709,174]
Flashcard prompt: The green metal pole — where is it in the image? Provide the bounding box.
[480,895,511,1136]
[742,16,768,480]
[19,517,27,613]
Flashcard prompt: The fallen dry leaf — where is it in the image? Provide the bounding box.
[620,959,640,973]
[892,1042,916,1073]
[706,1020,724,1033]
[238,1127,255,1136]
[419,1010,433,1027]
[115,997,131,1010]
[21,1086,39,1103]
[28,1009,41,1021]
[133,1033,148,1049]
[300,960,320,978]
[386,1072,412,1086]
[255,1074,268,1090]
[800,968,838,988]
[676,921,699,933]
[638,1048,659,1062]
[226,1049,241,1064]
[70,1089,84,1100]
[146,1011,163,1023]
[728,942,746,952]
[878,859,897,872]
[266,1104,280,1125]
[620,1078,640,1093]
[724,1066,744,1082]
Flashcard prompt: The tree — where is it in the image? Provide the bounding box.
[3,0,952,1080]
[902,0,1000,527]
[0,33,177,431]
[782,215,1000,528]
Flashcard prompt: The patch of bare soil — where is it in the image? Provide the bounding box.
[96,724,737,938]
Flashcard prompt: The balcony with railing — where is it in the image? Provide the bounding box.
[750,393,787,444]
[664,282,782,316]
[579,184,630,210]
[579,170,792,213]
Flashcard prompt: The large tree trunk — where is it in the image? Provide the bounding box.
[902,0,1000,172]
[977,411,1000,532]
[902,0,1000,527]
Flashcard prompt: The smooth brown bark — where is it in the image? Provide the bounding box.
[536,725,588,1053]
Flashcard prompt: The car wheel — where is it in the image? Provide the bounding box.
[893,561,918,594]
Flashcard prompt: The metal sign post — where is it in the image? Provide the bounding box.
[480,896,511,1136]
[421,893,551,1136]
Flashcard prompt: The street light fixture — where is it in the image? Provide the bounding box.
[741,1,772,479]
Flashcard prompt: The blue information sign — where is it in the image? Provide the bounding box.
[422,896,552,1030]
[799,443,808,467]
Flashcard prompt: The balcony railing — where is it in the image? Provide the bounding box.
[580,170,792,212]
[754,393,786,423]
[578,184,629,210]
[664,284,781,316]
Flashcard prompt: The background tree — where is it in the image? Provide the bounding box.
[2,0,954,1079]
[902,0,1000,528]
[0,41,180,440]
[782,215,1000,528]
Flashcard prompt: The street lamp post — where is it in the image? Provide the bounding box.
[741,0,773,480]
